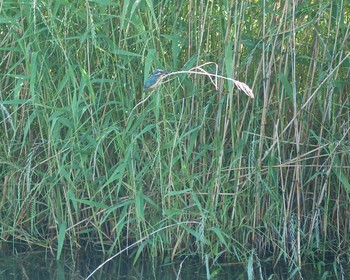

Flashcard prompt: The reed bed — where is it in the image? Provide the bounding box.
[0,0,349,278]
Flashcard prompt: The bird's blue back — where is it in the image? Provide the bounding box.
[143,69,169,92]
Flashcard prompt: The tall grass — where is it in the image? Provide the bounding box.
[0,0,349,276]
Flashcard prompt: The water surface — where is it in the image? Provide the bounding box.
[0,251,344,279]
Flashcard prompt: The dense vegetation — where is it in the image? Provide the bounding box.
[1,0,349,278]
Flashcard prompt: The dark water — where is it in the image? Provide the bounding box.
[0,252,246,280]
[0,251,345,280]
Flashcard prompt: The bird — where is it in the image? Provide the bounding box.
[143,69,170,92]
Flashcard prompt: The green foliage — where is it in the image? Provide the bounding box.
[0,0,349,277]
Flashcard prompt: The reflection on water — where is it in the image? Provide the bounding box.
[0,250,345,280]
[0,251,246,280]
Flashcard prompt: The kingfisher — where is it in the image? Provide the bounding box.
[143,69,170,92]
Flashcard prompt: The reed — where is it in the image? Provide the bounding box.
[0,0,349,277]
